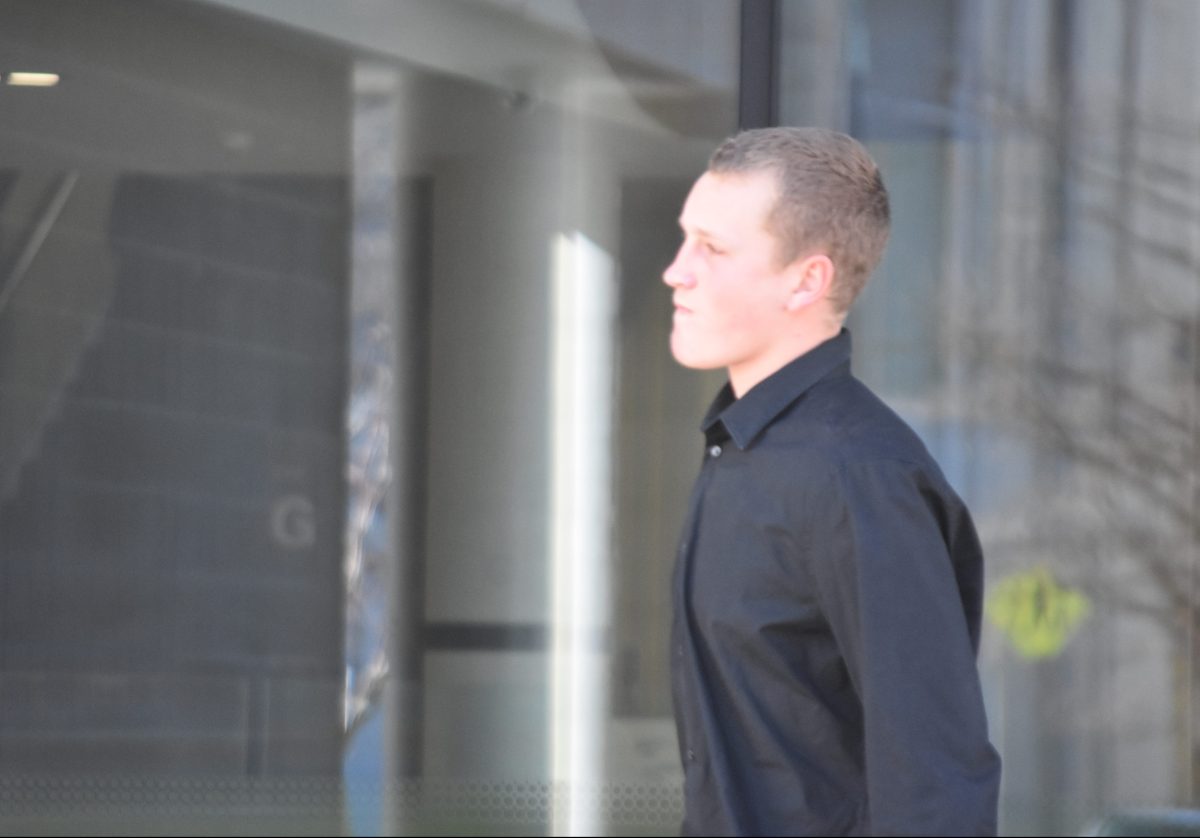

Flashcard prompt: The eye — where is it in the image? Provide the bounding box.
[703,241,724,256]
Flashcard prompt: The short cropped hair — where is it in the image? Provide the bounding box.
[708,127,890,313]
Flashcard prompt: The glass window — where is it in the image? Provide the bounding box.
[780,1,1200,834]
[0,0,739,834]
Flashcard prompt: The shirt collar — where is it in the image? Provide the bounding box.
[701,328,852,450]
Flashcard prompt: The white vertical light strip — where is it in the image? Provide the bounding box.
[550,231,616,837]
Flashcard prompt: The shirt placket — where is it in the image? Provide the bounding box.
[674,434,727,779]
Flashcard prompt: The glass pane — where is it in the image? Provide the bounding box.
[0,1,350,832]
[0,0,739,834]
[780,0,1200,834]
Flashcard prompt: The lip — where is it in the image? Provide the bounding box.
[673,300,692,314]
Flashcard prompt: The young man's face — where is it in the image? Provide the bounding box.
[663,169,796,389]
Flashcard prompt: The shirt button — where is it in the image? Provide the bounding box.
[708,444,722,458]
[687,749,696,762]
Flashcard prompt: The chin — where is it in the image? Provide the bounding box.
[670,335,725,371]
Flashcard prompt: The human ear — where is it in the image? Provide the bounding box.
[784,253,834,311]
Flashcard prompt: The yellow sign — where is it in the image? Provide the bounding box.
[986,567,1089,659]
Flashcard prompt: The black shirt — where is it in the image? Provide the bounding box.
[670,329,1001,836]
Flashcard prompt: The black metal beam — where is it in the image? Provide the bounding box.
[739,0,780,130]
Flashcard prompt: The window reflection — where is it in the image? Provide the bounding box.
[782,1,1200,834]
[0,0,738,834]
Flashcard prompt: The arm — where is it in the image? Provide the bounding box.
[812,458,1001,836]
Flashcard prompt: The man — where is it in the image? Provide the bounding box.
[664,127,1001,836]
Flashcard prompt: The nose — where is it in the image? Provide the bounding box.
[663,243,696,289]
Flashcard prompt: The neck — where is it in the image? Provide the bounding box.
[728,320,842,398]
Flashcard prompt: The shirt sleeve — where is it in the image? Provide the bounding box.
[809,458,1001,836]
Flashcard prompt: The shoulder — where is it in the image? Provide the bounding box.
[748,378,952,531]
[798,378,974,532]
[770,372,940,474]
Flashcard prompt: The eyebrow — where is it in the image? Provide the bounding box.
[678,219,728,244]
